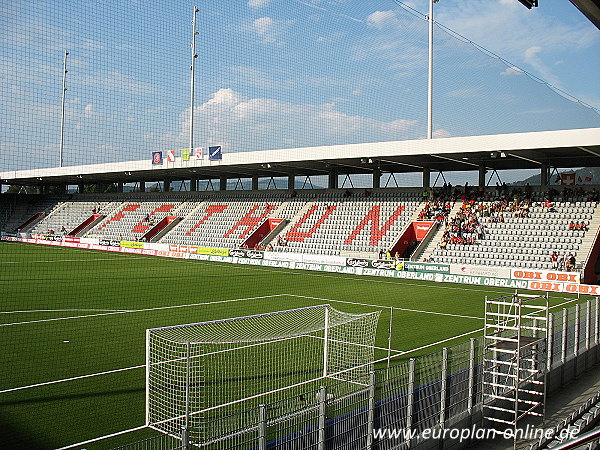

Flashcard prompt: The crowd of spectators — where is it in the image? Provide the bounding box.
[439,199,485,248]
[550,251,577,271]
[417,200,452,223]
[435,184,595,256]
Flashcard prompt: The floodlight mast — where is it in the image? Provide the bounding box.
[427,0,438,139]
[59,50,69,167]
[189,7,199,159]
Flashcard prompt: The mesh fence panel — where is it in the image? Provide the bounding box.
[446,339,475,420]
[413,351,443,434]
[376,360,411,450]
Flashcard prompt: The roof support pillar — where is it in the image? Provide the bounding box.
[541,163,549,186]
[139,181,146,193]
[288,173,295,190]
[252,175,259,191]
[189,178,197,192]
[117,182,124,193]
[372,168,381,189]
[219,176,227,191]
[478,163,486,188]
[422,167,431,188]
[78,182,84,194]
[164,179,170,192]
[328,169,338,189]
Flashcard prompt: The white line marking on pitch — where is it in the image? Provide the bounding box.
[0,308,128,314]
[0,364,146,394]
[56,425,147,450]
[289,294,484,320]
[0,257,135,264]
[0,294,289,327]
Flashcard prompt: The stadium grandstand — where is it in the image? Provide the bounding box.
[2,128,600,282]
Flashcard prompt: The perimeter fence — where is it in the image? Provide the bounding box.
[115,297,600,449]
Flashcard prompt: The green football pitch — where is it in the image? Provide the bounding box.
[0,242,582,449]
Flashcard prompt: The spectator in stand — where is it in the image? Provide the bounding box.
[566,254,576,271]
[61,225,67,234]
[551,251,558,269]
[557,253,565,271]
[542,199,557,212]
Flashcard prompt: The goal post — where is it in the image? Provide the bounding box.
[145,304,380,445]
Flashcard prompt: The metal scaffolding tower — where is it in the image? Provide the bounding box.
[482,291,549,436]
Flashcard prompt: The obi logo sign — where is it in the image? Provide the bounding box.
[512,270,578,283]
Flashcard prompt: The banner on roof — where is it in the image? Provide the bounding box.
[182,148,190,161]
[209,146,222,160]
[167,150,176,162]
[152,151,163,165]
[194,147,203,159]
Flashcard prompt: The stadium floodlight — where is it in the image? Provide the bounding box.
[146,304,380,445]
[517,0,538,8]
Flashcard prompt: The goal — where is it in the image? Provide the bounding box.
[145,304,380,445]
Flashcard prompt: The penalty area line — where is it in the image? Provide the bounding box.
[0,308,128,314]
[0,294,289,327]
[289,294,483,320]
[56,425,147,450]
[0,257,139,264]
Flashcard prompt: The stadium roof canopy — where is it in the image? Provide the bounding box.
[1,128,600,187]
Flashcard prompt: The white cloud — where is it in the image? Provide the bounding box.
[523,45,542,63]
[501,66,524,76]
[160,88,420,151]
[84,104,95,118]
[248,0,272,8]
[253,16,275,37]
[432,128,452,138]
[250,16,293,44]
[366,10,398,29]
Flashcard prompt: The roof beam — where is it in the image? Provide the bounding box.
[378,159,425,170]
[578,146,600,158]
[505,152,542,165]
[432,154,480,168]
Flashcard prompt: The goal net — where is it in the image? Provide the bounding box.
[146,304,380,445]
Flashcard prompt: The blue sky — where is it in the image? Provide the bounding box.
[0,0,598,177]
